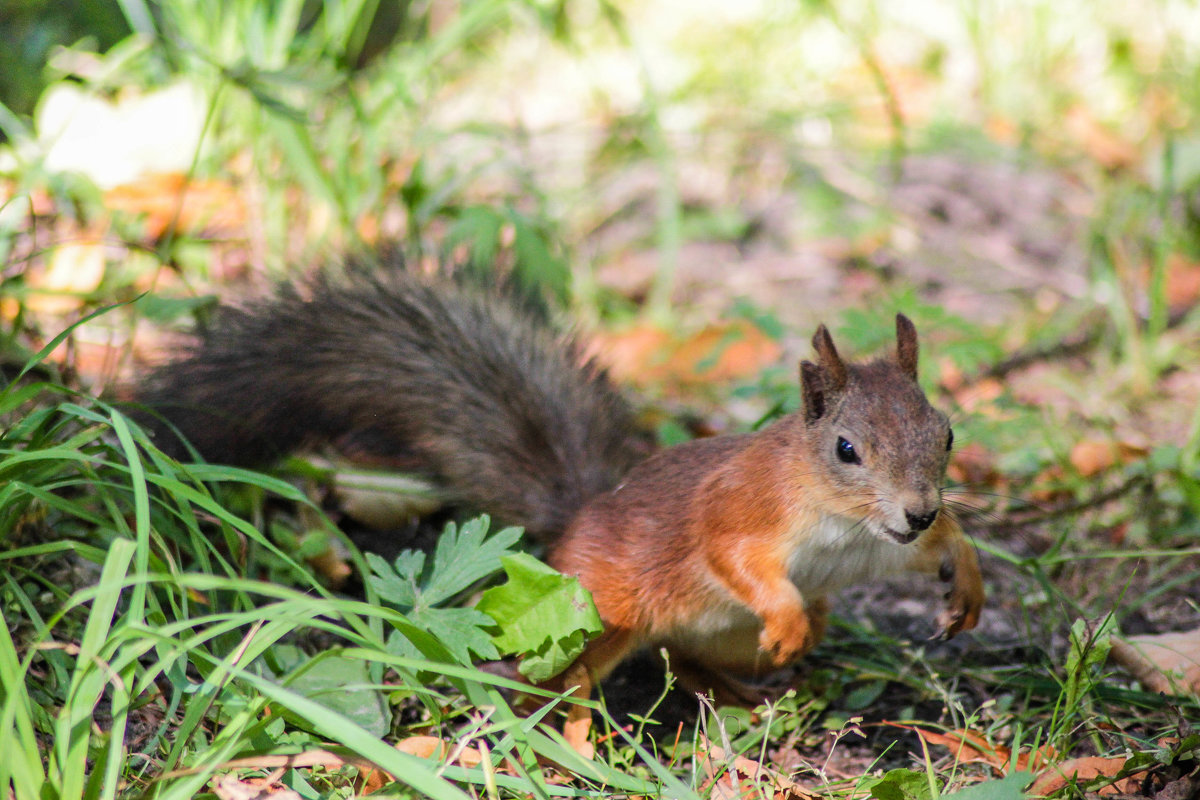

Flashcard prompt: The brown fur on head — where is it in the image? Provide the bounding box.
[800,314,953,544]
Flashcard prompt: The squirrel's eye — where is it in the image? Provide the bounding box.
[946,429,955,452]
[836,436,860,465]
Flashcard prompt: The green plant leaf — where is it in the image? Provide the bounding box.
[365,516,520,663]
[864,768,938,800]
[476,553,602,682]
[272,646,391,737]
[942,771,1033,800]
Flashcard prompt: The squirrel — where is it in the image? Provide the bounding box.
[137,269,984,709]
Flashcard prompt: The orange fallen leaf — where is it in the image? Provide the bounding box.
[1029,756,1138,796]
[396,735,484,767]
[104,172,245,240]
[1111,627,1200,695]
[948,377,1004,415]
[590,321,781,391]
[1069,439,1116,477]
[910,727,1010,771]
[889,724,1056,775]
[948,442,1001,488]
[1165,253,1200,312]
[212,772,301,800]
[1064,107,1140,171]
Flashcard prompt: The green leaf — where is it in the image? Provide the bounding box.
[365,516,520,663]
[864,768,938,800]
[386,607,501,664]
[942,771,1033,800]
[365,550,422,607]
[476,553,603,682]
[424,517,524,606]
[272,646,391,737]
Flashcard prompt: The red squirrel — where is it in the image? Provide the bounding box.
[138,270,983,710]
[548,315,982,710]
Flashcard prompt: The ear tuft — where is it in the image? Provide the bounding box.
[895,313,918,380]
[811,324,847,391]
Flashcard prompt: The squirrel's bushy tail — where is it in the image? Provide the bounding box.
[136,271,643,540]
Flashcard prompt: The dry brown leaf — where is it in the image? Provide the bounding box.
[588,325,672,385]
[357,766,391,795]
[910,727,1011,771]
[1166,253,1200,312]
[1029,756,1137,796]
[397,735,486,768]
[1064,107,1140,171]
[218,748,373,773]
[947,442,1001,488]
[211,772,302,800]
[670,323,782,385]
[938,357,966,392]
[696,736,818,800]
[949,377,1004,415]
[590,321,781,391]
[1069,439,1117,477]
[892,724,1056,775]
[307,545,352,588]
[1029,464,1071,504]
[1111,628,1200,695]
[104,172,245,240]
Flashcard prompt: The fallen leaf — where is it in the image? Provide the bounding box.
[1064,107,1140,171]
[947,442,1001,487]
[358,766,390,794]
[695,736,818,800]
[104,172,245,240]
[910,727,1011,771]
[1069,439,1117,477]
[1029,465,1070,504]
[396,735,484,768]
[888,723,1056,774]
[1165,253,1200,312]
[949,377,1004,415]
[211,772,301,800]
[1111,627,1200,695]
[589,321,781,391]
[307,545,352,588]
[1029,756,1138,796]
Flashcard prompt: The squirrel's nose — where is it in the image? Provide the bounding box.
[905,508,939,532]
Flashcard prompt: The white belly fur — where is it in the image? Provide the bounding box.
[787,513,919,595]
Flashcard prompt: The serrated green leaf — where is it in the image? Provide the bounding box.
[364,516,520,664]
[423,517,523,606]
[364,550,421,606]
[477,553,602,681]
[411,607,501,664]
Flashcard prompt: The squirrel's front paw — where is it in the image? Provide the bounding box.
[759,610,817,666]
[935,579,984,639]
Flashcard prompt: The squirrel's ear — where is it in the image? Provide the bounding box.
[800,359,827,421]
[895,313,918,381]
[811,324,847,392]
